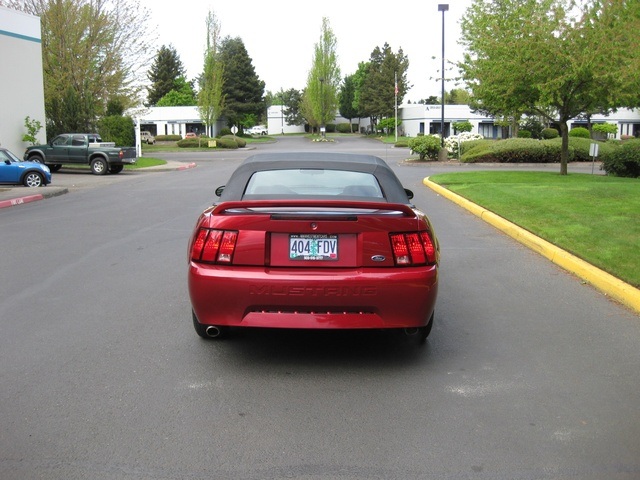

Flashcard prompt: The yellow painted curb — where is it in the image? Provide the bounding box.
[424,177,640,315]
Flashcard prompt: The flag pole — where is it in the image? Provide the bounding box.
[394,72,398,143]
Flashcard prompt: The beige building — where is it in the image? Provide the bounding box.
[0,6,46,155]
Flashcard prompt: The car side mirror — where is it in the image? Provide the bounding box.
[404,188,414,200]
[4,159,11,165]
[215,186,225,197]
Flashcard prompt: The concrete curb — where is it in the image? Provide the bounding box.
[176,162,197,171]
[423,177,640,315]
[0,187,68,210]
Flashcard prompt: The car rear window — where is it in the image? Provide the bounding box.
[243,169,385,199]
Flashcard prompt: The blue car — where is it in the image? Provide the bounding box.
[0,147,51,187]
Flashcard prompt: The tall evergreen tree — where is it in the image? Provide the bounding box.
[147,45,186,106]
[282,88,304,126]
[338,75,358,132]
[219,37,265,128]
[359,43,409,128]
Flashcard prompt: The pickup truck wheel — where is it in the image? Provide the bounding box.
[50,164,62,172]
[24,172,44,187]
[90,158,108,175]
[109,165,124,174]
[28,154,44,164]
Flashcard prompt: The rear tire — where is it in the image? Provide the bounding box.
[90,158,108,175]
[419,311,435,344]
[49,164,62,172]
[28,154,44,164]
[109,164,124,174]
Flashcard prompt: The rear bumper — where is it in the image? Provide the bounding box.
[189,264,438,329]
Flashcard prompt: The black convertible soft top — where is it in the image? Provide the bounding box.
[218,152,411,204]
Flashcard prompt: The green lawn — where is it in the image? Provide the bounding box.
[429,171,640,288]
[125,157,166,169]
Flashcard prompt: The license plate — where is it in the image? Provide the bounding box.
[289,234,338,261]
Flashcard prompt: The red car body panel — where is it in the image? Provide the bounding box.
[189,200,439,331]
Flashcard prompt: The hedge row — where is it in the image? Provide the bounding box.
[461,138,617,164]
[176,134,247,149]
[457,137,639,177]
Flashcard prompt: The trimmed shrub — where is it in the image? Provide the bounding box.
[444,132,484,156]
[394,139,410,148]
[545,137,617,162]
[218,128,232,137]
[517,129,532,138]
[216,136,239,149]
[336,123,352,134]
[569,127,590,138]
[601,139,640,178]
[155,135,182,142]
[541,128,559,139]
[408,134,442,160]
[461,138,567,163]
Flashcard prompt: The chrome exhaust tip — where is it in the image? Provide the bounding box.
[205,326,222,338]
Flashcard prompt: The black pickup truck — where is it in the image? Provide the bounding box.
[24,133,137,175]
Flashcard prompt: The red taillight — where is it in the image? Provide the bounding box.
[191,228,238,264]
[390,232,437,266]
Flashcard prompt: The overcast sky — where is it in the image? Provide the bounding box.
[138,0,472,102]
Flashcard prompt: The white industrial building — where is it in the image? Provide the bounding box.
[0,6,46,155]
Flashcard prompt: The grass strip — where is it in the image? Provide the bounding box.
[429,171,640,288]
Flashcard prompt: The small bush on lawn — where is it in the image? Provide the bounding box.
[569,127,591,138]
[517,130,532,138]
[541,128,559,139]
[155,135,182,142]
[336,123,352,134]
[408,135,441,160]
[601,139,640,178]
[217,136,239,149]
[218,128,232,137]
[394,139,409,148]
[445,132,484,156]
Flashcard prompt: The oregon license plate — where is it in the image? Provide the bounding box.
[289,234,338,261]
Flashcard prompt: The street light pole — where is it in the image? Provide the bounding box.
[438,4,449,157]
[319,78,325,138]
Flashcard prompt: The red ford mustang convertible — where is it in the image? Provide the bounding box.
[188,152,440,341]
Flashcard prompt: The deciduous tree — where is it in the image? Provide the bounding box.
[3,0,155,136]
[460,0,640,174]
[198,10,225,137]
[304,17,340,133]
[157,77,197,106]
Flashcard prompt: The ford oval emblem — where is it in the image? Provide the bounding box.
[371,255,386,262]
